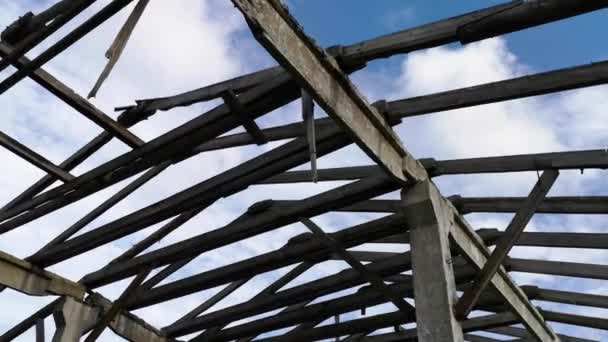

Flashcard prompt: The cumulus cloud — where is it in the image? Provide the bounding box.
[0,1,605,341]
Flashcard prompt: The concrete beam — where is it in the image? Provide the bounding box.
[327,196,608,214]
[0,250,85,299]
[230,0,426,183]
[402,180,464,342]
[52,297,98,342]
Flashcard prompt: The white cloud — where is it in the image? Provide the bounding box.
[0,2,605,341]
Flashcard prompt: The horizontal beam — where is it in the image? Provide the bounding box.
[164,252,413,337]
[534,287,608,309]
[487,326,598,342]
[324,196,608,214]
[375,229,608,249]
[452,196,608,214]
[478,229,608,249]
[541,309,608,331]
[509,258,608,280]
[0,250,84,299]
[0,11,144,149]
[387,59,608,119]
[340,0,608,65]
[0,131,75,182]
[0,257,165,342]
[262,148,608,184]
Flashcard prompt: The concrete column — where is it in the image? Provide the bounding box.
[52,297,99,342]
[402,180,463,342]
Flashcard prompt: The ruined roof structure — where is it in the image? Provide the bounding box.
[0,0,606,341]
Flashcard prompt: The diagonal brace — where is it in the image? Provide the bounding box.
[301,218,416,317]
[455,169,559,319]
[84,267,152,341]
[221,89,268,145]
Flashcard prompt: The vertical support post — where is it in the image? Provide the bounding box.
[36,318,45,342]
[302,89,317,182]
[52,297,99,342]
[402,180,463,342]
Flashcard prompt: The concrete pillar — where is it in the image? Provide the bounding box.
[52,297,99,342]
[402,180,463,342]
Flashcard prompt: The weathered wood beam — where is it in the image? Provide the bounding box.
[0,131,75,182]
[0,72,296,235]
[0,3,144,149]
[0,250,85,299]
[35,318,44,342]
[261,148,608,184]
[509,258,608,280]
[534,287,608,309]
[477,229,608,250]
[122,213,406,312]
[387,59,608,119]
[456,170,559,319]
[118,66,285,117]
[186,261,314,341]
[340,0,608,65]
[449,210,556,341]
[222,89,268,145]
[117,179,399,310]
[84,268,151,341]
[88,0,150,98]
[540,310,608,331]
[487,326,598,342]
[230,0,426,183]
[255,311,519,342]
[451,196,608,214]
[301,218,416,316]
[163,253,413,337]
[0,0,134,94]
[0,0,94,71]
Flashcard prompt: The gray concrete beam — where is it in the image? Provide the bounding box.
[230,0,426,183]
[0,250,85,299]
[402,180,464,342]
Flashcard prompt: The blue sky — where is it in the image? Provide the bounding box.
[287,0,608,71]
[0,0,606,341]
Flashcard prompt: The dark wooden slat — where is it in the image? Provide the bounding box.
[301,218,416,316]
[0,131,75,182]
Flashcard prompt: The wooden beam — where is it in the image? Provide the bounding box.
[301,218,416,317]
[84,268,151,341]
[230,0,426,183]
[0,250,85,299]
[387,60,608,119]
[455,170,559,319]
[509,258,608,280]
[448,211,557,341]
[0,131,75,182]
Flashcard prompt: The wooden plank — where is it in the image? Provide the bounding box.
[0,131,75,182]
